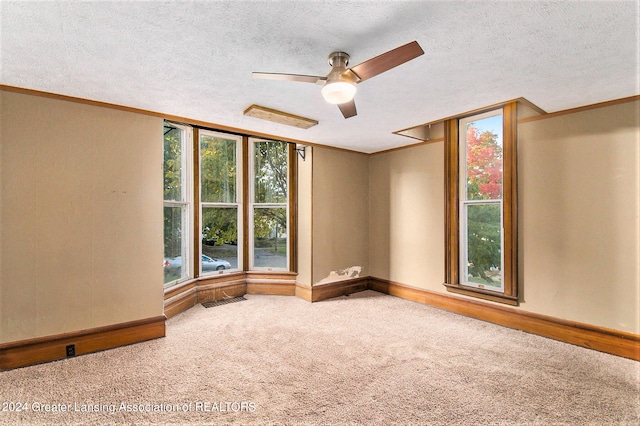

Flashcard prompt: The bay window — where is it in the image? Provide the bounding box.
[163,121,295,288]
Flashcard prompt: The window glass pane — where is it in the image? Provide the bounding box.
[164,206,186,285]
[201,207,238,271]
[464,203,502,289]
[200,135,236,203]
[163,126,183,201]
[254,141,288,204]
[253,207,287,268]
[465,114,503,200]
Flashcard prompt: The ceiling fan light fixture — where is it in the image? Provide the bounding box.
[253,41,423,118]
[321,81,357,104]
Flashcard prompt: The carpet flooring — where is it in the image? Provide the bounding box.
[0,290,638,425]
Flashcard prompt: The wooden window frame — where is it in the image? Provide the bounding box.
[242,139,297,273]
[163,122,194,288]
[164,123,298,290]
[197,129,244,276]
[247,138,293,272]
[444,102,518,305]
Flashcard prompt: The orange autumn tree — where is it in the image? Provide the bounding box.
[466,124,503,200]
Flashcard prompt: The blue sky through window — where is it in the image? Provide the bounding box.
[472,114,502,146]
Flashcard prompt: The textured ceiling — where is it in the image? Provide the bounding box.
[1,1,638,153]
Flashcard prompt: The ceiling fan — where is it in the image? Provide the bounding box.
[252,41,424,119]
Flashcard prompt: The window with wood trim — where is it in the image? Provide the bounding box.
[249,139,290,271]
[444,102,518,305]
[163,121,297,288]
[199,130,243,274]
[163,123,194,287]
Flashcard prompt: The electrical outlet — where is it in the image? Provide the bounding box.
[66,344,76,357]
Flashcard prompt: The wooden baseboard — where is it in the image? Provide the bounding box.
[164,273,365,306]
[369,277,640,361]
[198,282,247,303]
[166,273,252,317]
[196,273,247,304]
[164,272,299,318]
[245,271,297,296]
[246,281,296,296]
[0,316,166,370]
[295,284,313,302]
[164,285,197,319]
[312,277,369,302]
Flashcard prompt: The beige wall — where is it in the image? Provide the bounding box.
[0,91,164,343]
[312,147,369,284]
[0,95,3,329]
[518,101,639,333]
[369,143,444,288]
[296,145,313,287]
[368,100,639,334]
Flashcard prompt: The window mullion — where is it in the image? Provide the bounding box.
[192,128,200,278]
[242,136,249,271]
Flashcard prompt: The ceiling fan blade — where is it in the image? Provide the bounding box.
[338,100,357,119]
[349,41,424,83]
[252,72,326,84]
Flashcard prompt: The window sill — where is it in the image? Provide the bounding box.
[443,283,519,306]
